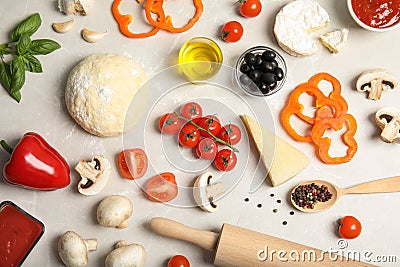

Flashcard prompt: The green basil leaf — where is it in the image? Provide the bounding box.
[29,39,61,55]
[16,34,31,55]
[21,54,42,73]
[11,13,41,42]
[0,62,12,90]
[9,57,25,93]
[10,89,21,103]
[0,43,12,55]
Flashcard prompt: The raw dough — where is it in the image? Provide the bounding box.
[65,54,147,137]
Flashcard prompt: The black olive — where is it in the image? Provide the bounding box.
[269,80,278,90]
[271,60,278,69]
[248,70,263,82]
[261,50,276,61]
[240,63,251,74]
[259,61,275,73]
[254,55,263,66]
[258,82,271,95]
[244,53,256,66]
[261,72,277,84]
[274,67,284,81]
[239,74,252,86]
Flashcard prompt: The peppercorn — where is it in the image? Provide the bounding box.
[291,183,332,209]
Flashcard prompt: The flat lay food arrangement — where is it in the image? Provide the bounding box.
[1,0,400,266]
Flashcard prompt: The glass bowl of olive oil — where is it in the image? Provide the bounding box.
[178,37,223,83]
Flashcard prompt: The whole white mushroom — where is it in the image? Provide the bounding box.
[97,195,133,228]
[105,241,146,267]
[58,231,97,267]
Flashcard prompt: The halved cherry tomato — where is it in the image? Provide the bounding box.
[196,138,218,160]
[117,148,148,180]
[214,149,237,172]
[239,0,262,18]
[217,123,242,145]
[178,123,200,148]
[145,172,178,202]
[197,115,221,138]
[221,21,243,42]
[180,102,203,121]
[338,216,362,239]
[168,255,190,267]
[159,113,181,135]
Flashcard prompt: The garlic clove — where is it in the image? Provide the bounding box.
[58,0,94,15]
[81,28,107,43]
[52,19,75,33]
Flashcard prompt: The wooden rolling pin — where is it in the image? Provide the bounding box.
[150,217,375,267]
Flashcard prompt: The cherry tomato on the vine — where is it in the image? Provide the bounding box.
[217,123,242,145]
[178,123,200,148]
[338,216,362,239]
[145,172,178,202]
[196,138,218,160]
[159,113,181,135]
[168,255,190,267]
[117,148,148,180]
[214,149,237,172]
[197,115,221,138]
[239,0,262,18]
[221,21,243,43]
[180,102,203,121]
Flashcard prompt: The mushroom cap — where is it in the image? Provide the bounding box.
[58,231,90,267]
[97,195,133,228]
[76,155,111,196]
[193,172,224,213]
[105,242,146,267]
[375,107,400,129]
[356,69,398,92]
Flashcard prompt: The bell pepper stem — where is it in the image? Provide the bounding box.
[0,140,14,154]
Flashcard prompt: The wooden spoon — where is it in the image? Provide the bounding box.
[291,175,400,212]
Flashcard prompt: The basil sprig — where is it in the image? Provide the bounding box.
[0,13,61,103]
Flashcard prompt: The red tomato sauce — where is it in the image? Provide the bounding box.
[0,202,44,267]
[351,0,400,28]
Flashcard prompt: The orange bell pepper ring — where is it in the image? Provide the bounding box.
[311,114,358,164]
[308,72,348,114]
[281,83,345,142]
[112,0,165,38]
[144,0,203,33]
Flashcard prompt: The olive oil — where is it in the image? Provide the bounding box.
[179,37,223,82]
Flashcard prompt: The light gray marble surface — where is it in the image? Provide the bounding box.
[1,0,400,266]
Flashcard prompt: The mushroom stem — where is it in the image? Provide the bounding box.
[380,120,400,143]
[118,220,129,229]
[115,240,128,249]
[369,78,383,100]
[85,239,98,251]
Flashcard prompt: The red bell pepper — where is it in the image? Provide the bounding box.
[1,132,70,190]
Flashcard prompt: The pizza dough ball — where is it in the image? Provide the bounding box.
[65,54,147,137]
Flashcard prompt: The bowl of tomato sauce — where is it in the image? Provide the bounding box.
[348,0,400,31]
[0,201,45,267]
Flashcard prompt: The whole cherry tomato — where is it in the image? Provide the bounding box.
[178,123,200,148]
[168,255,190,267]
[197,115,221,138]
[338,216,362,239]
[145,172,178,202]
[117,148,148,180]
[159,113,181,135]
[196,138,218,160]
[217,123,242,145]
[221,21,243,43]
[239,0,262,18]
[214,149,237,172]
[180,102,203,121]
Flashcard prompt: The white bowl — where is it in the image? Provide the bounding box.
[347,0,400,32]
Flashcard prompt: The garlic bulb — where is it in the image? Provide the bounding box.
[58,0,94,15]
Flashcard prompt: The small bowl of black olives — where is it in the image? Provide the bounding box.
[235,46,287,97]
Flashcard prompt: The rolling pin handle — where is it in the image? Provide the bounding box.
[150,217,219,252]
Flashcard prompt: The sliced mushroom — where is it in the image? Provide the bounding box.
[81,28,107,43]
[375,107,400,143]
[356,69,398,100]
[58,231,97,267]
[52,19,75,33]
[105,241,146,267]
[75,155,110,195]
[193,172,224,212]
[58,0,94,15]
[97,195,133,228]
